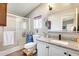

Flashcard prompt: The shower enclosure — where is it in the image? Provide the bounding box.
[0,13,29,52]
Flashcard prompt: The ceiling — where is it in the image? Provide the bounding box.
[8,3,79,17]
[8,3,40,17]
[48,3,79,13]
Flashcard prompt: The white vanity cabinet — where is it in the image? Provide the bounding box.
[48,44,66,56]
[37,40,79,56]
[37,41,49,56]
[49,44,79,56]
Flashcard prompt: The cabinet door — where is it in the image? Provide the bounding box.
[66,49,79,56]
[37,41,49,56]
[0,3,7,26]
[49,44,67,56]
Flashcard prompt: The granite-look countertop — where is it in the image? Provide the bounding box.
[37,37,79,52]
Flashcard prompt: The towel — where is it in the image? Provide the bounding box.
[26,34,33,43]
[3,31,14,46]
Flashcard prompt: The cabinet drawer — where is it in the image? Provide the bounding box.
[49,44,79,56]
[66,49,79,56]
[49,44,67,56]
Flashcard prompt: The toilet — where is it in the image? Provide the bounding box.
[24,35,40,54]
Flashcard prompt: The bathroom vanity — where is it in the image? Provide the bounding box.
[37,37,79,56]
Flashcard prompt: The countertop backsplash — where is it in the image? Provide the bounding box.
[48,32,79,42]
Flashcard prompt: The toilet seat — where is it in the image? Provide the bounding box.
[24,42,36,49]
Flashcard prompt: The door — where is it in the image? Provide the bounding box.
[0,3,7,26]
[49,44,67,56]
[37,41,49,56]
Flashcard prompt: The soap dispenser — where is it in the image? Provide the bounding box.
[59,34,61,40]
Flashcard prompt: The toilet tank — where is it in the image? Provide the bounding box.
[33,35,40,42]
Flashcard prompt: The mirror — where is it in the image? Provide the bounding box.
[62,15,76,32]
[47,8,78,32]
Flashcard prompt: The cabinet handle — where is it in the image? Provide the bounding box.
[68,54,71,56]
[46,46,49,48]
[64,52,67,55]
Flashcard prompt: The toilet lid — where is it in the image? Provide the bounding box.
[24,42,36,49]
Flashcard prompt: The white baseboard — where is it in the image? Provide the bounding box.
[0,45,24,56]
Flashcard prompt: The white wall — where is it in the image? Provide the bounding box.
[48,14,62,32]
[26,4,49,35]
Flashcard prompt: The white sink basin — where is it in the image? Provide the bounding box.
[50,40,69,45]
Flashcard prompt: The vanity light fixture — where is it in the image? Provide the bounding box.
[48,3,55,11]
[48,4,52,10]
